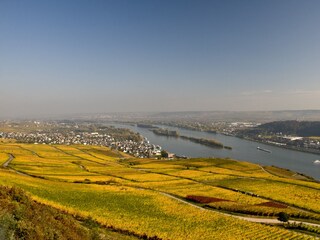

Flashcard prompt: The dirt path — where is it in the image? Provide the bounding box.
[2,153,14,168]
[159,192,320,228]
[2,154,31,177]
[2,151,319,229]
[160,192,205,211]
[134,165,319,215]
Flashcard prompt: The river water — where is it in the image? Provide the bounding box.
[107,123,320,180]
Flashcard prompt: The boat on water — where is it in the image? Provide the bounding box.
[257,147,272,153]
[314,160,320,164]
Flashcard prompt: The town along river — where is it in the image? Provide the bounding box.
[106,123,320,180]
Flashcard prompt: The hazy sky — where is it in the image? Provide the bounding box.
[1,0,320,117]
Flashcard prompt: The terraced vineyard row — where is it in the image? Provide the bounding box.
[0,143,319,239]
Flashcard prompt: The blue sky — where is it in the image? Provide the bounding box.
[1,0,320,117]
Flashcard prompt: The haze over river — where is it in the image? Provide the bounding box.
[108,123,320,180]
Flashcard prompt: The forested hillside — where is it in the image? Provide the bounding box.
[241,121,320,137]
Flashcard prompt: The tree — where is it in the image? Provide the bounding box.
[161,150,168,158]
[278,212,289,223]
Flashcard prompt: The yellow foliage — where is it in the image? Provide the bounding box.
[0,143,318,239]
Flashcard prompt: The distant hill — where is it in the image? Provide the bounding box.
[12,110,320,123]
[243,120,320,137]
[63,110,320,123]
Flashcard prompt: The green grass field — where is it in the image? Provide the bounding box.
[0,142,319,239]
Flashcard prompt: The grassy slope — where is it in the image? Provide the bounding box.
[0,143,319,239]
[0,186,137,240]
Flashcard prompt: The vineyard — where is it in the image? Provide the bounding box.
[0,142,319,239]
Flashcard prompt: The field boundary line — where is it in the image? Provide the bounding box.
[158,191,320,228]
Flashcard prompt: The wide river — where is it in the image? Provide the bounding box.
[107,123,320,180]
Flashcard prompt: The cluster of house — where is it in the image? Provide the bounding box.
[114,139,162,158]
[158,121,260,136]
[222,122,261,135]
[0,131,163,158]
[253,134,320,153]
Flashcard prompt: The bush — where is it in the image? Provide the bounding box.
[278,212,289,223]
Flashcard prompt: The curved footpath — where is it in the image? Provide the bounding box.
[160,192,320,228]
[2,153,14,168]
[2,153,320,229]
[2,153,29,177]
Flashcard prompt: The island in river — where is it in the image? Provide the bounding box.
[151,128,232,149]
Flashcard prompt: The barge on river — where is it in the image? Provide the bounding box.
[257,147,272,153]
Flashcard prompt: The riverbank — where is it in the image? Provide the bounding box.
[103,122,320,180]
[157,123,320,155]
[239,136,320,156]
